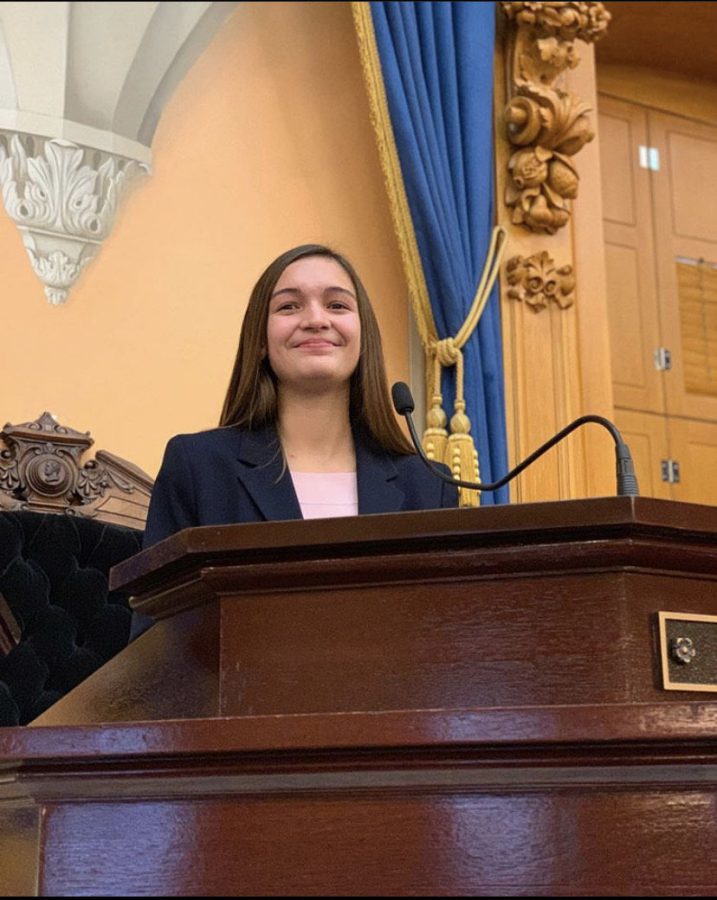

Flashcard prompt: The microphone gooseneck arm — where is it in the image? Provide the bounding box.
[391,382,639,497]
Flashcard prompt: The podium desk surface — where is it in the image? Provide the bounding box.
[110,496,717,596]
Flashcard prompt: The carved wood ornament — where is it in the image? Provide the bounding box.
[0,413,153,529]
[502,1,610,234]
[505,251,575,312]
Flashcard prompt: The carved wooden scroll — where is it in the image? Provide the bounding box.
[0,412,153,530]
[501,1,610,234]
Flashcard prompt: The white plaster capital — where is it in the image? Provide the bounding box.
[0,131,148,303]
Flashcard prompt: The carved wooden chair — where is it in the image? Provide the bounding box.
[0,413,153,725]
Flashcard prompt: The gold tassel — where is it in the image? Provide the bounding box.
[444,351,480,507]
[422,352,448,462]
[446,405,480,508]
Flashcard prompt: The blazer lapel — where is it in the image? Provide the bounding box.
[234,427,303,521]
[355,428,405,515]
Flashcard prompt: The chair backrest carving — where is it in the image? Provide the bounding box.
[0,412,153,530]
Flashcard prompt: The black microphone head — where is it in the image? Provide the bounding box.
[391,382,415,415]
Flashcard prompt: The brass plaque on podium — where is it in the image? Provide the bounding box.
[658,611,717,692]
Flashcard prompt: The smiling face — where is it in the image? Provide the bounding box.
[266,255,362,394]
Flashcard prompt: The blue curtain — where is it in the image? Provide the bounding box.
[370,1,508,504]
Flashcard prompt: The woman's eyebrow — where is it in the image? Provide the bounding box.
[324,286,357,299]
[270,286,357,299]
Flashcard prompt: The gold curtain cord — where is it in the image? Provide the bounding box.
[352,1,507,506]
[427,225,507,414]
[426,226,508,507]
[351,1,436,352]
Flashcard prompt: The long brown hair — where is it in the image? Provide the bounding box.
[219,244,413,455]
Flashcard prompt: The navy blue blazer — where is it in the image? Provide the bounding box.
[130,424,457,640]
[143,423,458,548]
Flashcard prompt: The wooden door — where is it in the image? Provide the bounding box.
[598,95,717,502]
[598,97,665,414]
[649,109,717,422]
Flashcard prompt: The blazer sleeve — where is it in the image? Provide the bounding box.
[143,436,198,548]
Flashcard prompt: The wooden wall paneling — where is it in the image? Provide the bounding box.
[612,408,671,499]
[597,78,717,500]
[649,109,717,423]
[675,259,717,398]
[610,397,717,507]
[669,417,717,506]
[597,65,717,130]
[552,299,588,499]
[567,43,619,500]
[504,270,565,503]
[598,96,665,414]
[597,2,717,87]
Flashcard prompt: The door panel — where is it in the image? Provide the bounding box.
[612,408,671,500]
[669,418,717,506]
[649,110,717,422]
[598,98,664,414]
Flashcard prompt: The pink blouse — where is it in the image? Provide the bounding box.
[289,471,358,519]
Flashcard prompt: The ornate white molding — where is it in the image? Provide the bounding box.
[0,131,148,304]
[0,1,239,304]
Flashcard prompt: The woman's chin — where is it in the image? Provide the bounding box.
[282,369,353,394]
[286,360,353,381]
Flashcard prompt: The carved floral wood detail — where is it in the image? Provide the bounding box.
[501,1,610,234]
[0,412,153,529]
[505,251,575,312]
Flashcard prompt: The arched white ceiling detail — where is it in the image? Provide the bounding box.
[0,1,239,304]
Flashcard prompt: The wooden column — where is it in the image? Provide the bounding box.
[494,2,616,502]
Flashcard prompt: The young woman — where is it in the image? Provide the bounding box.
[130,245,457,639]
[143,243,458,546]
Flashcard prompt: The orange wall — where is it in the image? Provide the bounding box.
[0,2,409,477]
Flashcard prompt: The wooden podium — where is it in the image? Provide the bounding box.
[1,497,717,895]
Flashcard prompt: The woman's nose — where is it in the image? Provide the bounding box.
[300,301,330,329]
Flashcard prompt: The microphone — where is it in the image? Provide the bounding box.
[391,381,639,497]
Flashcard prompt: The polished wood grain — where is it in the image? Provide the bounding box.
[3,706,717,896]
[111,496,717,596]
[27,497,716,728]
[2,499,716,895]
[35,788,717,896]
